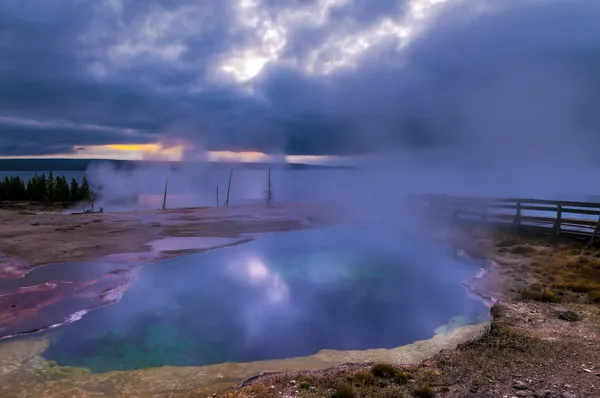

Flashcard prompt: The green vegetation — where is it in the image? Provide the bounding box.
[0,172,95,203]
[370,363,398,379]
[394,371,414,385]
[351,371,376,386]
[521,283,558,302]
[331,384,356,398]
[299,381,310,390]
[412,383,434,398]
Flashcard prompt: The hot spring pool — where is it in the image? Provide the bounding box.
[41,227,489,372]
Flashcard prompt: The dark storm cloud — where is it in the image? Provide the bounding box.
[1,0,599,158]
[255,0,600,158]
[396,0,600,166]
[0,0,241,154]
[0,116,153,156]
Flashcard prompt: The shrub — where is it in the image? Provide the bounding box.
[331,383,356,398]
[395,371,414,384]
[299,381,310,390]
[509,245,537,255]
[553,279,596,293]
[371,363,398,379]
[521,285,557,302]
[413,383,435,398]
[352,371,376,385]
[589,290,600,303]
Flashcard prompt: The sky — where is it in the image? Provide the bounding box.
[0,0,599,164]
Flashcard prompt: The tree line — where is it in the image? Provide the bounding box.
[0,172,95,202]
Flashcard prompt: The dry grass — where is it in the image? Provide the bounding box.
[217,362,437,398]
[331,384,356,398]
[412,384,434,398]
[497,235,600,303]
[433,307,562,390]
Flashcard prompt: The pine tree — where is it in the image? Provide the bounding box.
[28,173,46,201]
[0,174,93,203]
[62,176,70,201]
[2,177,11,201]
[47,171,55,202]
[55,176,70,202]
[12,176,26,200]
[70,178,81,201]
[39,173,47,201]
[26,178,33,200]
[80,176,91,201]
[0,177,9,201]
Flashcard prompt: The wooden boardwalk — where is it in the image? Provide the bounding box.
[417,194,600,244]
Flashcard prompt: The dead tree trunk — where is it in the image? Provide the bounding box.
[161,179,168,210]
[225,169,233,207]
[266,167,274,206]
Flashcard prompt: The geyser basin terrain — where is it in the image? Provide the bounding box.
[42,227,488,373]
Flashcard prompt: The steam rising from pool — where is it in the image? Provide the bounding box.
[42,227,488,372]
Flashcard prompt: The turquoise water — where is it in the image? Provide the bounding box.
[42,227,488,372]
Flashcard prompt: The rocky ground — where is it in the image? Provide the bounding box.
[220,226,600,398]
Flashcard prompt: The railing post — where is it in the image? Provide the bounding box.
[553,204,562,237]
[591,209,600,246]
[513,201,521,229]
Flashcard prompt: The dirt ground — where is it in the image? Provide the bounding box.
[224,226,600,398]
[0,202,329,274]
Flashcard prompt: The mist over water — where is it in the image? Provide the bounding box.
[1,0,598,381]
[42,227,487,372]
[84,162,600,214]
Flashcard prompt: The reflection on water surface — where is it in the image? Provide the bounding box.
[42,227,488,372]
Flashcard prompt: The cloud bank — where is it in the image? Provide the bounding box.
[0,0,598,165]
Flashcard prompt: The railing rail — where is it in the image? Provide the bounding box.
[415,194,600,244]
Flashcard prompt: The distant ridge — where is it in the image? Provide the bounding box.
[0,158,354,172]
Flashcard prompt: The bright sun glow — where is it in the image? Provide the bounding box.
[79,143,186,161]
[0,145,342,165]
[207,151,269,163]
[219,0,453,81]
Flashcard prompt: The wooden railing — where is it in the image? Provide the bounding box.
[416,194,600,244]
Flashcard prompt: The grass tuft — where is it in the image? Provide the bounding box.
[412,383,435,397]
[394,371,414,384]
[521,284,558,302]
[509,245,538,255]
[351,371,377,385]
[331,383,356,398]
[501,237,600,303]
[371,363,398,379]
